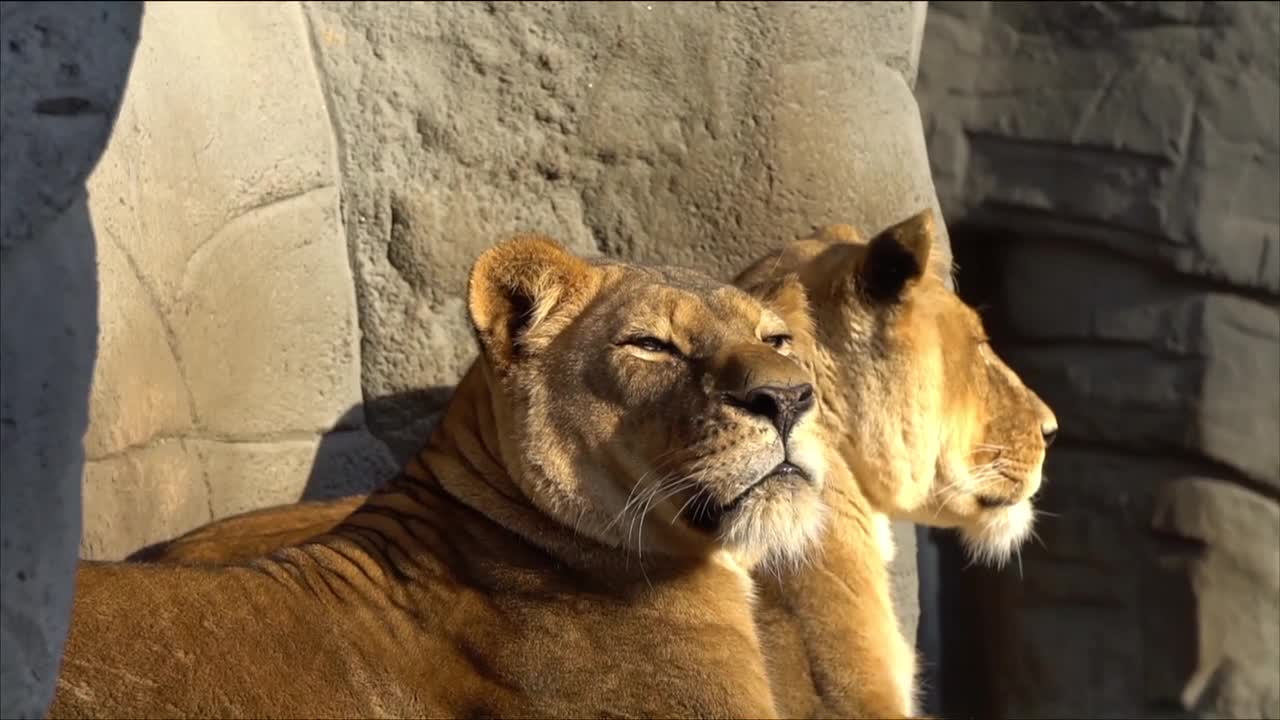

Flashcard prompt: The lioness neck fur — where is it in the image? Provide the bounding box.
[54,235,882,718]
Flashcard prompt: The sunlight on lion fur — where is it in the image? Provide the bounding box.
[123,211,1060,720]
[736,210,1059,572]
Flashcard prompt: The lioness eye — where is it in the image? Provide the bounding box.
[764,334,792,350]
[624,336,680,356]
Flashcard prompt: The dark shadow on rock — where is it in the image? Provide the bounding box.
[933,218,1050,719]
[127,386,457,564]
[0,3,144,716]
[299,386,456,503]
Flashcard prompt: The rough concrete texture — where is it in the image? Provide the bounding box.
[923,1,1278,293]
[78,1,396,560]
[983,452,1279,719]
[301,0,942,636]
[0,3,142,716]
[916,2,1280,717]
[300,0,944,439]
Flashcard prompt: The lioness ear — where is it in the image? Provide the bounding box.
[467,234,594,368]
[856,208,937,303]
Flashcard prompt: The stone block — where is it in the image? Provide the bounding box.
[74,1,365,561]
[84,0,338,308]
[83,223,191,458]
[1152,478,1280,718]
[198,431,396,520]
[176,186,360,437]
[80,440,212,561]
[302,0,951,436]
[995,241,1279,488]
[983,448,1279,719]
[920,0,1280,293]
[0,2,142,716]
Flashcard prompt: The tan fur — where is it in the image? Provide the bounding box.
[127,210,1053,719]
[128,497,366,566]
[730,210,1056,719]
[737,210,1059,569]
[52,235,851,719]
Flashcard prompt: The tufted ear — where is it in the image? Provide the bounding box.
[467,234,595,369]
[856,208,937,303]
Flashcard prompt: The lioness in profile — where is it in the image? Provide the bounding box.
[737,210,1058,717]
[126,209,1058,718]
[53,235,913,718]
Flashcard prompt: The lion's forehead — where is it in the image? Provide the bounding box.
[596,261,766,335]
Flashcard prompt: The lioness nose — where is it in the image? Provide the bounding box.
[1042,423,1058,448]
[730,384,815,439]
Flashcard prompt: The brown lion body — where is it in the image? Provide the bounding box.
[120,210,1056,719]
[59,374,775,718]
[128,497,365,566]
[53,236,925,719]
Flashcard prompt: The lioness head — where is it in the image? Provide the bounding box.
[468,235,827,568]
[735,210,1058,567]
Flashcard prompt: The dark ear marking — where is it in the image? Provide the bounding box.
[860,232,923,302]
[504,285,537,360]
[857,209,936,303]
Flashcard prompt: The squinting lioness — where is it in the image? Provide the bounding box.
[124,209,1059,719]
[53,235,919,718]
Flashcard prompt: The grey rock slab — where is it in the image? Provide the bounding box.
[0,3,142,716]
[985,447,1279,718]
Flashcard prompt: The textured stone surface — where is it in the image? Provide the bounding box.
[198,432,397,520]
[922,0,1279,294]
[0,3,142,716]
[977,451,1279,720]
[301,0,946,438]
[917,2,1280,717]
[73,1,393,561]
[1151,478,1280,718]
[999,241,1279,490]
[80,440,212,561]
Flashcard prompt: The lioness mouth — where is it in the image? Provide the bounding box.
[976,494,1016,509]
[686,462,809,533]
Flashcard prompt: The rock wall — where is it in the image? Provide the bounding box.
[78,1,395,561]
[916,2,1279,718]
[0,3,142,716]
[64,0,943,667]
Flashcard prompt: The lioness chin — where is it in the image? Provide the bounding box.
[54,236,857,719]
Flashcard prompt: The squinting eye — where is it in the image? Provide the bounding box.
[624,336,680,356]
[764,334,792,351]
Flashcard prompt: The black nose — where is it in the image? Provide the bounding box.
[1042,424,1058,448]
[729,383,815,439]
